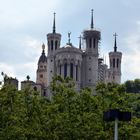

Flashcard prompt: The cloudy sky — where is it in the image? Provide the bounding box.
[0,0,140,83]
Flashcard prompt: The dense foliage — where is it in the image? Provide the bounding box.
[124,79,140,93]
[0,76,140,139]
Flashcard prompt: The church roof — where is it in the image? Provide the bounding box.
[38,53,47,64]
[38,44,47,64]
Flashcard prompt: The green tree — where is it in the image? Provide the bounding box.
[0,76,140,139]
[125,79,140,93]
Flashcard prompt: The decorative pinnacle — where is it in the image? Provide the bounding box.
[26,75,30,81]
[79,35,82,49]
[68,32,71,45]
[53,12,56,33]
[91,9,94,29]
[113,33,117,52]
[42,43,45,53]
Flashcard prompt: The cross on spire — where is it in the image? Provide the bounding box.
[91,9,94,29]
[113,33,117,52]
[78,35,82,49]
[53,12,56,33]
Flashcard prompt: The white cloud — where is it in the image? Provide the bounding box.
[20,36,48,62]
[0,61,37,85]
[14,62,37,81]
[122,21,140,81]
[0,0,140,85]
[0,36,44,83]
[0,62,16,81]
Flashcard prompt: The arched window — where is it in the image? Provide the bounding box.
[113,58,115,68]
[64,63,67,78]
[55,40,58,50]
[60,65,61,75]
[117,59,119,68]
[51,40,53,50]
[94,38,96,48]
[70,63,73,78]
[89,38,92,48]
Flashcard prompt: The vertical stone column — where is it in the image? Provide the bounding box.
[74,60,78,81]
[77,64,81,90]
[56,61,59,75]
[56,66,59,75]
[61,60,64,78]
[78,62,81,83]
[73,64,76,81]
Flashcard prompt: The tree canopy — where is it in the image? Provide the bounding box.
[124,79,140,93]
[0,76,140,139]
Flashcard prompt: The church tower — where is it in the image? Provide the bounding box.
[47,13,61,86]
[109,33,122,84]
[82,9,101,88]
[36,43,47,87]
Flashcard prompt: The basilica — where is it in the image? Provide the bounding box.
[34,10,122,96]
[4,10,122,96]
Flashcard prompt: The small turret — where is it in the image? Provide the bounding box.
[36,44,47,87]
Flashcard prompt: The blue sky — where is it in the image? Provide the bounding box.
[0,0,140,83]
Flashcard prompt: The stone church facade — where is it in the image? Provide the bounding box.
[35,10,122,96]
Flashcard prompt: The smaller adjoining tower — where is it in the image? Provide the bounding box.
[82,9,101,88]
[36,43,47,87]
[109,33,122,84]
[47,13,61,85]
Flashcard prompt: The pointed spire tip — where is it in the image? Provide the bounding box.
[79,35,82,49]
[91,9,94,29]
[113,33,117,52]
[53,12,56,33]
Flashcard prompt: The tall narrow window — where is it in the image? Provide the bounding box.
[55,40,58,50]
[51,40,53,50]
[76,65,78,81]
[60,65,61,75]
[94,38,96,48]
[117,59,119,68]
[64,63,67,78]
[70,63,73,78]
[40,74,43,78]
[89,38,92,48]
[43,91,46,96]
[113,58,115,68]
